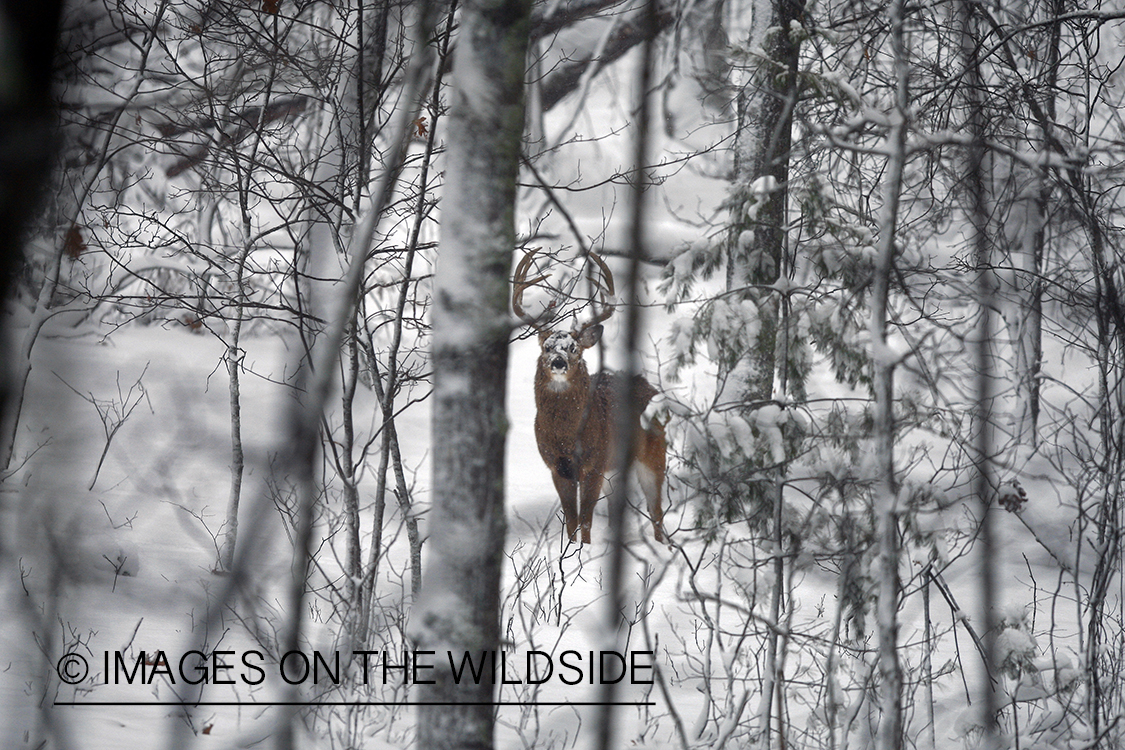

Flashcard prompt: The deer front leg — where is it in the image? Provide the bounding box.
[551,470,579,541]
[578,471,606,544]
[635,462,665,542]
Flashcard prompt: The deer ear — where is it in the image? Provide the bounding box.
[578,324,603,349]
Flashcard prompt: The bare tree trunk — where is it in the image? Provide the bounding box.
[412,0,532,746]
[959,0,1000,741]
[871,1,908,747]
[726,1,804,744]
[1006,203,1043,447]
[219,239,250,572]
[340,0,393,618]
[595,0,658,747]
[1003,0,1060,448]
[1083,173,1125,746]
[288,0,396,636]
[0,2,61,304]
[363,353,423,608]
[219,42,279,571]
[337,329,362,598]
[725,0,804,402]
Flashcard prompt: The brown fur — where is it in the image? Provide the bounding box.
[532,331,667,544]
[513,249,667,543]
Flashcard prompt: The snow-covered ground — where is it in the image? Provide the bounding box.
[0,287,1097,750]
[0,318,678,749]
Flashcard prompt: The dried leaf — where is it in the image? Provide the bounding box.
[63,225,85,260]
[997,479,1028,513]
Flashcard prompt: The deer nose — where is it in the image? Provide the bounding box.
[551,356,567,370]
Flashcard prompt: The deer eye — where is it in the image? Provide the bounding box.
[567,342,577,353]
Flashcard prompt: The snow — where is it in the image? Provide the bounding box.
[8,6,1120,749]
[0,319,671,747]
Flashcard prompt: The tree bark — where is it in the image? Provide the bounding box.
[411,0,532,747]
[726,0,804,403]
[871,1,908,747]
[959,0,1000,740]
[726,1,805,740]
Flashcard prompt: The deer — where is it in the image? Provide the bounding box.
[512,248,667,544]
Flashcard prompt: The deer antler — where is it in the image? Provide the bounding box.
[512,248,557,333]
[575,250,616,336]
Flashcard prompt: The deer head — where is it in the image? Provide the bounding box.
[513,248,615,370]
[513,249,666,544]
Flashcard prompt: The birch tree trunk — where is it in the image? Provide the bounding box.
[411,0,532,746]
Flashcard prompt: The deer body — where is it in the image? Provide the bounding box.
[515,253,667,544]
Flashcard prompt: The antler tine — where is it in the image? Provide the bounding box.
[512,247,556,333]
[586,250,616,297]
[576,250,616,334]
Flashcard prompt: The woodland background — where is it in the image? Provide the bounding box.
[0,0,1123,748]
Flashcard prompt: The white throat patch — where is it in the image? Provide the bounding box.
[547,371,571,391]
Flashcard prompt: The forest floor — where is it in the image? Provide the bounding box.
[0,317,1090,749]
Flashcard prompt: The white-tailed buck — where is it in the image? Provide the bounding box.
[512,249,667,544]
